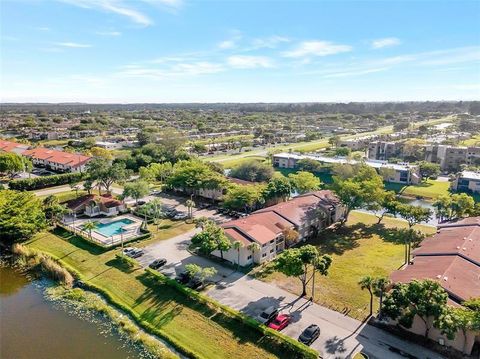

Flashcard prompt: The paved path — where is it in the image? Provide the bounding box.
[138,232,445,359]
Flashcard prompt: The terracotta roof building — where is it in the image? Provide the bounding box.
[66,194,125,217]
[23,147,91,173]
[0,139,30,154]
[214,190,345,267]
[391,216,480,304]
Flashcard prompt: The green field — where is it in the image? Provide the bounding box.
[385,179,451,200]
[255,211,435,320]
[37,189,88,202]
[26,229,291,359]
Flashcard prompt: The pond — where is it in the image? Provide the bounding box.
[0,264,151,359]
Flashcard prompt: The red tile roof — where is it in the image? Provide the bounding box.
[391,256,480,302]
[66,194,122,210]
[255,190,337,226]
[23,147,91,167]
[0,139,29,153]
[223,211,292,245]
[391,216,480,304]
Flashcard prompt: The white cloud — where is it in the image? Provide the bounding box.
[117,61,224,79]
[371,37,401,49]
[60,0,182,26]
[96,30,122,36]
[283,41,352,58]
[251,36,290,49]
[227,55,273,69]
[218,40,236,49]
[55,42,92,48]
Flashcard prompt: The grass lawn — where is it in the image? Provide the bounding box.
[460,134,480,147]
[219,155,267,169]
[385,179,451,200]
[26,229,290,359]
[255,211,436,320]
[37,189,88,202]
[143,220,195,245]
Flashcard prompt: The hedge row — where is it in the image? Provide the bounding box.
[9,172,86,191]
[146,267,319,359]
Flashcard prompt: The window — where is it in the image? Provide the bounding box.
[270,248,274,253]
[247,255,252,260]
[262,253,267,258]
[262,243,267,247]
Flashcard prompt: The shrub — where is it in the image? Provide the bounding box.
[9,172,86,191]
[40,257,74,287]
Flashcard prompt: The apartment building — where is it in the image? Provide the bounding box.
[23,148,91,173]
[390,217,480,355]
[451,171,480,193]
[0,139,30,154]
[272,152,420,184]
[215,190,345,267]
[367,141,404,160]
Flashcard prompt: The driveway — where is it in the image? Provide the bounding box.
[137,232,445,359]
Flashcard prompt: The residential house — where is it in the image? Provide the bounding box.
[390,217,480,355]
[214,190,345,267]
[23,147,91,173]
[66,194,126,217]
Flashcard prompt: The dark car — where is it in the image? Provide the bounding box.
[128,248,144,258]
[175,271,191,284]
[149,258,167,269]
[298,324,320,346]
[187,277,203,289]
[256,306,279,324]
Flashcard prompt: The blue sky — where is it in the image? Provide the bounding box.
[1,0,479,103]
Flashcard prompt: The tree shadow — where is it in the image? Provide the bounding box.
[105,257,138,274]
[52,227,106,255]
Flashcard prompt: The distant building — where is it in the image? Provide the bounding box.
[23,147,91,173]
[215,190,345,266]
[451,171,480,193]
[367,141,404,160]
[272,152,420,184]
[95,141,122,150]
[390,217,480,355]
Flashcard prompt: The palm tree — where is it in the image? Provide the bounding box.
[373,277,390,319]
[150,198,164,232]
[82,220,98,241]
[247,242,261,264]
[185,199,195,219]
[358,276,375,317]
[233,241,243,269]
[70,181,80,198]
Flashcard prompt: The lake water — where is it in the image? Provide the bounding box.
[0,264,148,359]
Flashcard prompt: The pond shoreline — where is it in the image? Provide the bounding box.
[1,249,182,359]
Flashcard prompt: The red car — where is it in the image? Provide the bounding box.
[267,314,291,331]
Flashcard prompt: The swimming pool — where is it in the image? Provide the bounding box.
[95,218,135,237]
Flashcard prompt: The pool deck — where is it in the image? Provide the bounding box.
[65,214,144,247]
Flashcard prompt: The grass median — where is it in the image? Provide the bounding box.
[25,228,306,359]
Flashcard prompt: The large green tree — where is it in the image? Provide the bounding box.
[229,159,274,182]
[417,161,441,180]
[0,190,46,242]
[191,222,231,259]
[332,165,385,223]
[383,279,449,338]
[263,173,293,203]
[274,245,332,297]
[223,184,265,212]
[0,152,32,178]
[87,158,130,194]
[288,171,322,194]
[122,180,150,205]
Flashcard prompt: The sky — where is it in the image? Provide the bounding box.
[1,0,479,103]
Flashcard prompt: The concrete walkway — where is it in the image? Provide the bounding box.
[138,231,445,359]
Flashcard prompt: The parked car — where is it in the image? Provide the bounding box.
[256,306,279,324]
[175,271,191,284]
[128,248,144,258]
[149,258,167,269]
[267,314,291,331]
[298,324,320,346]
[122,247,135,256]
[187,277,203,289]
[173,213,188,220]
